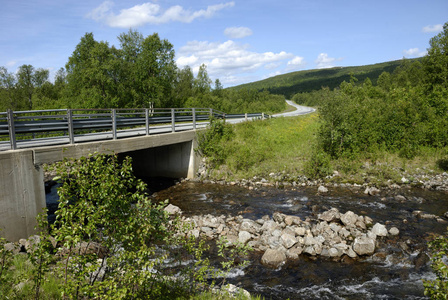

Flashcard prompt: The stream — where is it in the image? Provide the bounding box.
[150,181,448,299]
[46,179,448,299]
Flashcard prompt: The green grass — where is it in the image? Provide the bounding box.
[208,113,319,180]
[204,113,448,186]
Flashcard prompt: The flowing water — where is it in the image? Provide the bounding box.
[46,179,448,299]
[149,181,448,300]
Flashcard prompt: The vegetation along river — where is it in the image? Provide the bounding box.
[46,178,448,299]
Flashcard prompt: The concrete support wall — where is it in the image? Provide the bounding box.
[0,150,46,241]
[126,140,198,179]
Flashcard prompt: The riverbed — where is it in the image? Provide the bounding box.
[148,181,448,299]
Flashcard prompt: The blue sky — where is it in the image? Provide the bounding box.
[0,0,447,87]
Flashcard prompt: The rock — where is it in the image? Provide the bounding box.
[4,242,21,254]
[295,227,306,236]
[371,223,388,237]
[238,231,252,244]
[273,212,285,223]
[261,248,287,268]
[281,233,298,249]
[240,219,260,234]
[346,246,358,258]
[164,204,182,215]
[395,195,407,202]
[24,235,41,253]
[389,227,400,236]
[318,208,340,222]
[222,284,251,299]
[286,246,303,259]
[353,236,375,256]
[340,211,358,227]
[318,186,328,193]
[303,246,317,256]
[284,215,301,226]
[364,186,380,196]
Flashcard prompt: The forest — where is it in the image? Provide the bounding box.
[0,30,285,114]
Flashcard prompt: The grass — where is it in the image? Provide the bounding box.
[204,112,448,186]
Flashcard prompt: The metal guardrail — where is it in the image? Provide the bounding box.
[0,108,268,151]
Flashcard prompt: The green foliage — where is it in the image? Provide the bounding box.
[233,59,419,98]
[424,231,448,298]
[0,152,252,299]
[197,118,234,166]
[303,147,332,179]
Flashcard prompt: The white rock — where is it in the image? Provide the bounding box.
[371,223,388,237]
[389,227,400,236]
[318,186,328,193]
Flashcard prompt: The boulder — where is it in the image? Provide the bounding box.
[318,208,340,223]
[164,204,182,215]
[353,236,375,256]
[261,248,287,268]
[238,231,252,244]
[364,186,380,196]
[389,227,400,236]
[281,233,298,249]
[371,223,388,237]
[340,211,358,227]
[318,186,328,193]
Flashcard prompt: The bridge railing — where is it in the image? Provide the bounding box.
[0,108,268,150]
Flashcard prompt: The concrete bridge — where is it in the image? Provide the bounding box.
[0,107,269,241]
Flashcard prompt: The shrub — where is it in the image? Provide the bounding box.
[303,148,332,179]
[197,118,234,166]
[424,232,448,298]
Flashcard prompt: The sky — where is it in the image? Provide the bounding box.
[0,0,447,87]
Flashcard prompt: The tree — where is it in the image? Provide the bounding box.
[424,22,448,89]
[194,64,212,95]
[0,67,19,110]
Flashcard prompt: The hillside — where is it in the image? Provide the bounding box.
[232,58,420,98]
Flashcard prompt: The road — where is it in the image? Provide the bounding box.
[0,101,315,151]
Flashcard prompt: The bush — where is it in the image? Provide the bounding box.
[1,153,250,299]
[424,231,448,298]
[197,118,234,166]
[303,148,332,179]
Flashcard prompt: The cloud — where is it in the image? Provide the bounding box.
[422,24,443,33]
[315,53,342,69]
[224,27,253,39]
[176,40,295,85]
[87,1,235,28]
[286,56,306,71]
[403,48,427,58]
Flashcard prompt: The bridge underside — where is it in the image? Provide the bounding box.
[0,130,200,241]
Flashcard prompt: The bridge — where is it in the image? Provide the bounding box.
[0,107,269,241]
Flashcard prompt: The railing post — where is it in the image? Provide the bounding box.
[171,108,175,132]
[112,109,117,140]
[192,108,196,130]
[209,108,213,119]
[145,108,150,135]
[67,109,74,144]
[7,109,16,150]
[262,113,265,120]
[245,113,248,122]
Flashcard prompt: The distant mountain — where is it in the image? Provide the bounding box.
[231,58,420,98]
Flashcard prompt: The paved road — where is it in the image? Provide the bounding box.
[0,101,315,151]
[274,100,315,117]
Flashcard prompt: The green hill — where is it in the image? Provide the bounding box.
[231,58,420,98]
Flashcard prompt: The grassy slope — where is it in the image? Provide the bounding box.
[231,59,420,98]
[207,113,447,186]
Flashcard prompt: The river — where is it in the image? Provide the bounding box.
[149,180,448,299]
[46,179,448,299]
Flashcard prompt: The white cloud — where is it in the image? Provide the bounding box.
[6,60,17,68]
[86,1,235,28]
[422,24,443,33]
[403,48,427,58]
[224,27,253,39]
[286,56,306,71]
[315,53,342,69]
[176,40,295,86]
